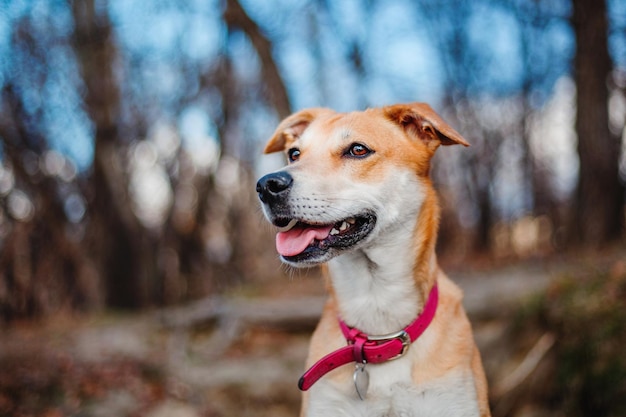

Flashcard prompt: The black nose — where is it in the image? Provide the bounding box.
[256,171,293,204]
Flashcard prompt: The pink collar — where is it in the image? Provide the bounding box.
[298,284,439,391]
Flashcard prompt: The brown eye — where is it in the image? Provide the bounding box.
[347,143,372,158]
[288,148,300,163]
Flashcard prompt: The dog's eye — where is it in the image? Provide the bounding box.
[347,143,372,158]
[288,148,301,163]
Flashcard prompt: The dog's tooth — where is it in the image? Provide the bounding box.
[277,218,298,232]
[330,228,339,236]
[346,218,356,225]
[339,221,349,231]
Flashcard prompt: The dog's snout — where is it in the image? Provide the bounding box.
[256,171,293,203]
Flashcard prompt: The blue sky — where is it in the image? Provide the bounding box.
[0,0,623,173]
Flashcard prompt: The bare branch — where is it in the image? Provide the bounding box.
[223,0,291,118]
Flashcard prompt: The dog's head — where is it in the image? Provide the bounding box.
[256,103,468,267]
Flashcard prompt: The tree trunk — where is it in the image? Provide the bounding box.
[571,0,624,246]
[71,0,152,308]
[0,85,101,318]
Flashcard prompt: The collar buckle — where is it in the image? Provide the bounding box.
[367,329,411,360]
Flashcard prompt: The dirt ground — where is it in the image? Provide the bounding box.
[0,253,618,417]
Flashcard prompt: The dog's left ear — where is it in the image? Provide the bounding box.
[384,103,469,151]
[264,108,334,154]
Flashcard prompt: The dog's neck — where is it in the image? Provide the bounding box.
[326,190,440,336]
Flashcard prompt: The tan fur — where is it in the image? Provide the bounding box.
[263,103,490,416]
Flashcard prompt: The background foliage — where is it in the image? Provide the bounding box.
[0,0,624,318]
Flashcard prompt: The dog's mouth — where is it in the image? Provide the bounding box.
[271,213,376,264]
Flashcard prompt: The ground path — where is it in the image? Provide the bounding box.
[1,253,618,416]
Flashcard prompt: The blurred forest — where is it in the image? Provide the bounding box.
[1,0,626,416]
[0,0,626,320]
[4,0,624,317]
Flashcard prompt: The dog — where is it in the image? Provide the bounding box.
[256,103,490,417]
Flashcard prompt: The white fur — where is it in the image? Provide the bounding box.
[306,368,480,417]
[325,171,425,335]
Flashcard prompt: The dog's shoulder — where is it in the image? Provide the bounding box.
[415,269,476,373]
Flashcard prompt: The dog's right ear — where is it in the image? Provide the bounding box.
[264,108,334,154]
[384,103,469,152]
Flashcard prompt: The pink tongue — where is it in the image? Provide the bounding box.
[276,224,334,257]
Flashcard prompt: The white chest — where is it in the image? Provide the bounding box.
[306,363,481,417]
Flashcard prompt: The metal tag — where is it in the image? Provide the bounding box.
[353,363,370,400]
